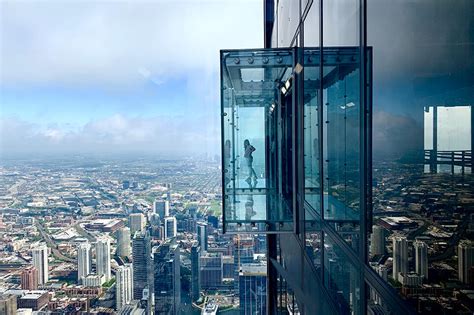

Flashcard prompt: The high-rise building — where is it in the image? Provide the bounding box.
[200,252,223,290]
[233,236,254,292]
[164,216,177,240]
[21,266,38,290]
[239,263,267,315]
[32,244,48,285]
[153,241,180,314]
[153,200,169,218]
[370,225,386,256]
[96,237,111,281]
[191,243,201,302]
[458,240,474,284]
[414,240,428,280]
[196,221,208,251]
[117,227,131,258]
[116,263,133,311]
[393,236,408,281]
[132,231,151,300]
[129,213,146,235]
[77,242,92,284]
[0,294,17,315]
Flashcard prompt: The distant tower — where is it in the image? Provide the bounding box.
[32,244,49,285]
[191,243,201,302]
[153,242,180,314]
[117,227,131,258]
[166,183,172,203]
[458,240,474,284]
[132,231,151,300]
[153,200,169,219]
[164,217,177,240]
[77,242,92,284]
[21,266,38,290]
[392,236,408,281]
[414,240,429,279]
[116,263,133,311]
[96,238,111,281]
[370,225,386,256]
[196,222,208,251]
[129,213,146,235]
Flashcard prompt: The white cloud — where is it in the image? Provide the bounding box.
[0,0,263,87]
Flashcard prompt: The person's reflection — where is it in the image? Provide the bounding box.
[244,139,258,188]
[224,139,231,188]
[245,194,256,220]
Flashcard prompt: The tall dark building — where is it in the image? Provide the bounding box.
[196,221,208,251]
[153,241,181,314]
[239,264,267,315]
[190,243,201,302]
[132,231,151,300]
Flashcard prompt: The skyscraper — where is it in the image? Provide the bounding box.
[153,200,169,218]
[191,243,201,302]
[200,252,223,290]
[153,241,180,314]
[77,242,92,284]
[32,244,48,285]
[116,263,133,311]
[21,266,38,290]
[129,213,146,235]
[117,227,131,258]
[96,237,111,281]
[164,216,177,240]
[458,240,474,284]
[132,231,151,300]
[414,240,428,280]
[196,221,208,252]
[392,236,408,281]
[239,264,267,315]
[370,225,386,256]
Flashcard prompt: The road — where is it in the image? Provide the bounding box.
[35,221,75,263]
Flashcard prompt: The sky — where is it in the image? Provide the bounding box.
[0,0,263,158]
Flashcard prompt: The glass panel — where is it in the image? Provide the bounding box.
[221,49,294,233]
[278,0,300,47]
[324,233,361,315]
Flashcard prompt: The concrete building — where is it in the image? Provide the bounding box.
[96,237,111,281]
[17,291,49,311]
[77,242,91,284]
[83,274,106,287]
[117,227,131,258]
[370,225,386,256]
[32,244,48,285]
[0,294,17,315]
[129,213,145,235]
[392,236,408,281]
[414,240,429,280]
[116,264,133,311]
[458,240,474,284]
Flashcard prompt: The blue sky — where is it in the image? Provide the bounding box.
[0,0,262,157]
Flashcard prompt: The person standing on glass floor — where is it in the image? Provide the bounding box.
[244,139,257,187]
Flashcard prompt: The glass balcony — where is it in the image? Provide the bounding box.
[221,47,371,233]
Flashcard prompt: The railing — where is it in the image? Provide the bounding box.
[424,150,472,173]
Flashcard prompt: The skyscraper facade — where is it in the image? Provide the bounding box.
[370,225,386,256]
[129,213,146,235]
[132,231,151,300]
[200,252,223,290]
[77,242,91,284]
[153,242,181,314]
[153,200,169,219]
[239,264,267,315]
[117,227,131,258]
[392,236,408,282]
[414,240,428,280]
[116,263,133,311]
[32,244,48,285]
[196,221,208,252]
[21,266,38,290]
[191,243,201,302]
[458,240,474,284]
[96,237,111,281]
[164,216,177,240]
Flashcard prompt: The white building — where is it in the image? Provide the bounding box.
[392,236,408,281]
[116,263,133,311]
[129,213,145,235]
[32,244,49,285]
[370,225,385,256]
[117,227,131,258]
[77,242,91,284]
[96,238,111,281]
[164,216,177,240]
[414,240,428,279]
[83,274,106,287]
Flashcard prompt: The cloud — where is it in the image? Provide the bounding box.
[0,114,220,157]
[0,0,263,87]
